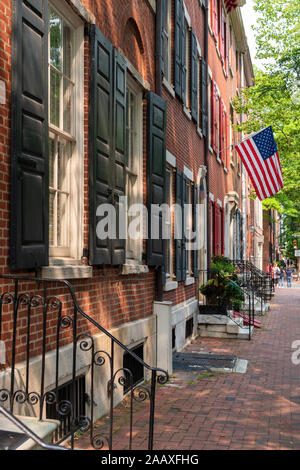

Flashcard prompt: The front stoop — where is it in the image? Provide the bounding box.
[0,415,60,450]
[198,314,254,339]
[241,297,270,316]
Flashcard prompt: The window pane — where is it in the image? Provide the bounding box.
[49,136,55,188]
[50,10,62,70]
[63,78,73,134]
[63,24,72,79]
[49,191,55,246]
[57,192,69,247]
[57,140,69,192]
[50,68,61,127]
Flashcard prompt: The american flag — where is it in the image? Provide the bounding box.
[235,126,284,201]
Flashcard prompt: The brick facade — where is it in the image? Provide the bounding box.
[0,0,259,373]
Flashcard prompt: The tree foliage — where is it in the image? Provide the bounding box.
[232,0,300,259]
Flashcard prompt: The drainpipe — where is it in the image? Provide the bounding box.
[204,0,210,271]
[155,0,163,301]
[155,0,163,97]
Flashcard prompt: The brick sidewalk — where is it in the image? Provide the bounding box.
[75,287,300,450]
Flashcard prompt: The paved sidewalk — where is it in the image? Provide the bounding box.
[76,287,300,450]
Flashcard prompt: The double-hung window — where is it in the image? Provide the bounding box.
[48,1,84,260]
[125,75,143,263]
[165,166,174,279]
[185,182,193,276]
[162,0,172,83]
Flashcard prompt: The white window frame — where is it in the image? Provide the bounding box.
[165,164,174,281]
[125,74,143,265]
[48,0,84,261]
[163,0,172,84]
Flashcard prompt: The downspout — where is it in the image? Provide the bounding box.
[204,0,210,271]
[155,0,163,300]
[155,0,163,96]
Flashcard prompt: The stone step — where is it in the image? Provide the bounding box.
[198,324,254,340]
[0,414,60,450]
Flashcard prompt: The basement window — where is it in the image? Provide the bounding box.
[46,375,86,443]
[123,343,144,394]
[172,327,176,351]
[185,316,194,340]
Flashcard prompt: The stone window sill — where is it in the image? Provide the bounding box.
[164,280,178,292]
[185,277,195,286]
[162,78,175,98]
[121,264,149,275]
[40,264,93,280]
[183,106,192,121]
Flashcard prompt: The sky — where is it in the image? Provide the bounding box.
[240,0,261,68]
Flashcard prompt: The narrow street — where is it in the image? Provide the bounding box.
[76,285,300,450]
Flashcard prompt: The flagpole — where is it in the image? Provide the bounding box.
[217,128,268,157]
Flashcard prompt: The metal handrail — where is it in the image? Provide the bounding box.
[0,274,169,451]
[0,405,68,450]
[0,274,168,378]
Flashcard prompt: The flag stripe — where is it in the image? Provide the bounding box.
[236,144,265,200]
[235,127,283,200]
[269,157,281,192]
[248,138,276,196]
[242,141,270,199]
[275,152,284,187]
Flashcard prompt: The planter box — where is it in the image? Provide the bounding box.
[199,305,228,316]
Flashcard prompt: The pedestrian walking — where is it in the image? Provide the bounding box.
[286,267,293,288]
[272,263,280,286]
[279,267,285,287]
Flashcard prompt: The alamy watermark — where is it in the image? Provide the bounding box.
[95,197,201,250]
[291,340,300,365]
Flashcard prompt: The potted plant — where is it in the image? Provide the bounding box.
[199,256,245,315]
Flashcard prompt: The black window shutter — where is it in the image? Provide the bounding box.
[193,184,199,278]
[157,0,168,77]
[89,26,126,266]
[181,176,187,281]
[89,25,113,265]
[174,0,183,98]
[10,0,49,270]
[181,18,187,106]
[147,92,167,267]
[201,58,208,137]
[111,49,126,265]
[191,30,199,124]
[175,169,187,282]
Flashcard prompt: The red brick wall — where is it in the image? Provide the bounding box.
[0,0,158,355]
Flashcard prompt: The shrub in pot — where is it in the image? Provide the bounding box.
[200,256,244,310]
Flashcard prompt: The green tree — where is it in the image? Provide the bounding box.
[233,0,300,260]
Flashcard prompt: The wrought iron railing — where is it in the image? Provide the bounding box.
[0,275,168,450]
[0,405,68,450]
[198,269,255,340]
[232,260,274,305]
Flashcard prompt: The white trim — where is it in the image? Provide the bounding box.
[209,192,214,202]
[217,199,223,208]
[50,0,83,27]
[208,65,212,78]
[184,165,193,182]
[162,77,175,98]
[183,105,192,120]
[119,49,150,90]
[183,1,191,27]
[164,280,179,292]
[185,276,195,286]
[166,150,176,168]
